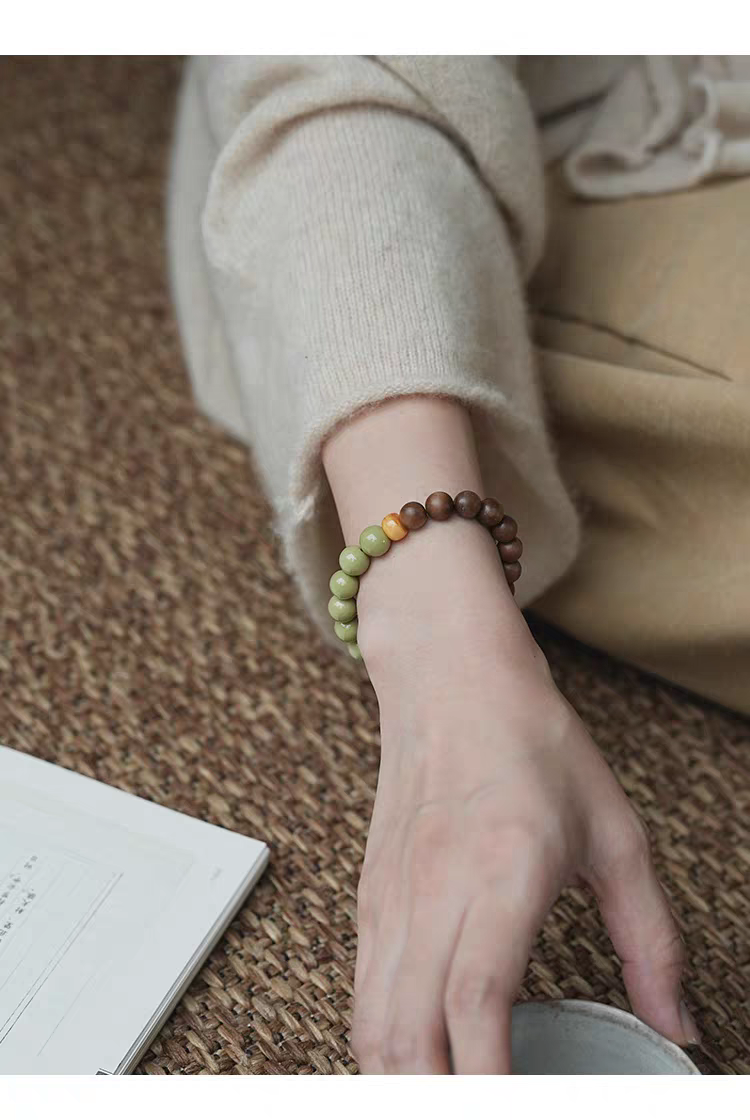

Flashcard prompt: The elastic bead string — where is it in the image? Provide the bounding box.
[328,490,524,663]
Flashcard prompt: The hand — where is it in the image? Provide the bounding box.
[349,525,697,1074]
[319,393,697,1073]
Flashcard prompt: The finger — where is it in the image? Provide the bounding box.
[378,858,468,1074]
[352,870,410,1073]
[380,948,454,1073]
[592,823,697,1046]
[377,806,472,1073]
[445,856,559,1074]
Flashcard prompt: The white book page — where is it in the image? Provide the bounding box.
[0,747,268,1074]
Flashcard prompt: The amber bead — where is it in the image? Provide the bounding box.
[491,515,518,544]
[498,537,523,563]
[382,512,408,541]
[454,490,482,518]
[425,491,454,521]
[503,560,522,583]
[477,497,504,528]
[399,501,428,530]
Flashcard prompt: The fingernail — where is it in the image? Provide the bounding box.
[679,999,701,1046]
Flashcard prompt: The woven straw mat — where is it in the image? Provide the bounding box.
[1,57,748,1075]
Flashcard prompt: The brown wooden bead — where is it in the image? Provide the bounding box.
[425,491,454,521]
[491,515,518,544]
[399,501,428,530]
[498,537,523,563]
[454,490,482,518]
[503,560,522,583]
[477,497,504,528]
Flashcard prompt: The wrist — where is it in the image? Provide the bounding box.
[355,515,538,685]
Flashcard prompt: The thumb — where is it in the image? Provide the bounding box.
[590,819,699,1047]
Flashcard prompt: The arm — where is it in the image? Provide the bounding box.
[323,394,696,1073]
[194,55,579,642]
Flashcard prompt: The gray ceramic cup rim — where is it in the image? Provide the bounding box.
[511,999,701,1075]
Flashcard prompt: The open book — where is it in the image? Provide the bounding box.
[0,745,269,1074]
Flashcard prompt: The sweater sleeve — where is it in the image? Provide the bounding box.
[172,55,579,643]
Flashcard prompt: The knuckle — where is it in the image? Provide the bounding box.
[405,812,454,893]
[657,928,686,970]
[444,967,504,1020]
[408,809,452,864]
[381,1026,425,1071]
[490,818,538,852]
[356,871,376,923]
[350,1020,380,1066]
[613,812,652,870]
[452,811,565,902]
[485,818,558,875]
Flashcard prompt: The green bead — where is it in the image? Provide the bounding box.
[339,545,370,576]
[348,642,363,661]
[328,595,357,623]
[359,525,391,557]
[329,569,359,599]
[334,619,358,643]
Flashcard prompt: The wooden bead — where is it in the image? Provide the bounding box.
[498,537,523,563]
[454,490,482,518]
[491,515,518,544]
[399,501,428,530]
[382,512,408,541]
[477,497,504,528]
[425,491,454,521]
[503,560,522,583]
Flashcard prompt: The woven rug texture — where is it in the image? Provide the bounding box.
[1,57,748,1075]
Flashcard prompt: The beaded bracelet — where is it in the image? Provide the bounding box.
[328,490,523,663]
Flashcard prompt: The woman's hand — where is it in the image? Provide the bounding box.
[320,393,697,1074]
[349,522,697,1074]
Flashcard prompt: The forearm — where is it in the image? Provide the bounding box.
[322,394,535,684]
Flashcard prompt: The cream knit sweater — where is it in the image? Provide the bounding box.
[166,56,750,645]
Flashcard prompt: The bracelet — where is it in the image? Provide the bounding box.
[328,490,523,663]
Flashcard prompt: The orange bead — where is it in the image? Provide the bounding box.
[381,512,408,541]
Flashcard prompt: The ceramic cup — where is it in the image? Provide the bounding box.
[511,1000,700,1075]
